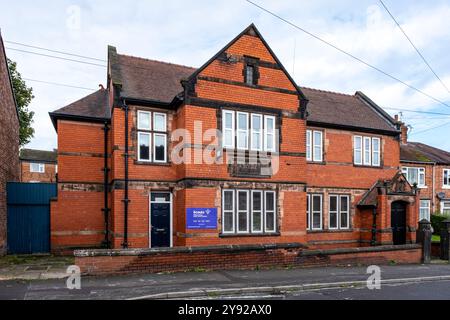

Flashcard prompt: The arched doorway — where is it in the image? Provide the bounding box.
[391,201,407,245]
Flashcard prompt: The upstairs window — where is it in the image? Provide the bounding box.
[306,130,323,162]
[245,65,255,85]
[137,110,167,163]
[222,110,277,152]
[420,200,431,221]
[354,136,381,167]
[30,163,45,173]
[444,169,450,188]
[402,167,426,188]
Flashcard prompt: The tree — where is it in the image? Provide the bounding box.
[7,58,35,146]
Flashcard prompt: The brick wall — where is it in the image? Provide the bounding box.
[20,161,57,183]
[74,244,422,276]
[0,34,19,255]
[50,120,108,252]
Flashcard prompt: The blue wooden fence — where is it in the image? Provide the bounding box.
[7,183,57,254]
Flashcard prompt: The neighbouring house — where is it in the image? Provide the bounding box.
[399,123,450,220]
[48,24,421,253]
[0,30,20,255]
[19,149,58,183]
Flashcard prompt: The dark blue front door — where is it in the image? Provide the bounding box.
[151,201,171,248]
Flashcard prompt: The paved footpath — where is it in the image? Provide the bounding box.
[0,262,450,300]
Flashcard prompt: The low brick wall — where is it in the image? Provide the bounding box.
[74,243,422,276]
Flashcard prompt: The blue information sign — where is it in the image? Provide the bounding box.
[186,208,217,229]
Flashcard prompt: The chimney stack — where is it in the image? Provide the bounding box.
[395,114,408,145]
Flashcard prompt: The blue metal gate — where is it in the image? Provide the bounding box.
[7,183,57,254]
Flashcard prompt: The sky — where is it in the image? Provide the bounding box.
[1,0,450,152]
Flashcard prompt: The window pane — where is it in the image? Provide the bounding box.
[266,134,274,151]
[151,193,170,202]
[253,211,262,232]
[154,134,166,162]
[266,211,275,231]
[313,212,321,229]
[306,131,312,161]
[364,137,371,165]
[312,196,321,212]
[266,192,275,211]
[223,212,234,232]
[252,115,261,130]
[224,191,234,211]
[246,65,254,85]
[313,131,322,161]
[252,192,262,211]
[408,168,418,185]
[224,130,233,147]
[329,196,337,212]
[238,212,248,232]
[225,112,233,129]
[238,113,248,130]
[444,170,449,185]
[266,117,274,131]
[138,111,151,130]
[340,196,349,212]
[139,133,150,161]
[154,113,166,132]
[354,136,362,164]
[238,192,247,210]
[252,132,261,150]
[340,211,348,228]
[238,132,248,149]
[329,212,337,229]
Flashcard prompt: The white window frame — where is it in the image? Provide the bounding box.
[313,130,323,162]
[222,190,235,234]
[264,115,276,152]
[30,163,45,173]
[306,130,312,161]
[264,191,277,233]
[442,201,450,215]
[340,195,350,229]
[420,200,431,221]
[237,190,250,234]
[329,195,339,230]
[328,195,350,230]
[307,194,311,230]
[222,110,235,149]
[251,190,263,233]
[443,169,450,188]
[402,167,426,188]
[153,112,167,132]
[251,114,263,151]
[372,137,381,167]
[137,110,151,131]
[363,136,372,166]
[237,112,249,150]
[354,136,362,165]
[310,194,323,231]
[153,133,167,163]
[138,132,152,162]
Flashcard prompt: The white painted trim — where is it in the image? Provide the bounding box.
[328,195,339,230]
[149,192,173,248]
[237,112,249,150]
[354,136,362,165]
[153,112,167,132]
[264,190,277,233]
[306,130,312,161]
[222,110,235,149]
[222,189,235,234]
[311,194,323,231]
[264,115,276,152]
[153,133,167,163]
[137,110,151,131]
[250,114,263,151]
[237,190,250,233]
[137,132,152,162]
[312,130,323,162]
[251,190,263,233]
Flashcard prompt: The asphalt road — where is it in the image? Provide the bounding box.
[1,263,450,300]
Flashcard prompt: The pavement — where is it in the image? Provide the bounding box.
[0,255,73,281]
[0,261,450,300]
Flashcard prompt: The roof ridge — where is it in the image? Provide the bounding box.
[118,53,197,70]
[300,86,355,98]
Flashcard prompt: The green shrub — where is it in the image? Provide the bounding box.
[431,213,449,235]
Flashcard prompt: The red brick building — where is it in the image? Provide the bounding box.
[0,30,20,255]
[20,149,58,183]
[49,24,420,253]
[400,127,450,219]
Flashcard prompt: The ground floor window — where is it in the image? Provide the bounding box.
[419,200,431,221]
[222,189,277,235]
[307,194,322,230]
[442,201,450,215]
[329,195,350,230]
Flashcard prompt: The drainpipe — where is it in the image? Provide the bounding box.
[371,207,377,246]
[122,99,130,249]
[432,164,436,213]
[102,120,111,248]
